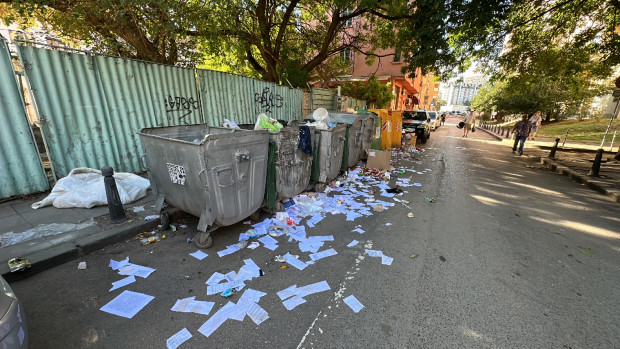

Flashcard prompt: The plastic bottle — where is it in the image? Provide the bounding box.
[141,235,162,245]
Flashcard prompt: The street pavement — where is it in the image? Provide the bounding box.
[8,117,620,348]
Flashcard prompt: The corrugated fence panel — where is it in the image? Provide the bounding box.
[0,38,48,198]
[18,45,202,177]
[197,69,302,126]
[95,56,201,172]
[311,88,335,111]
[18,44,112,178]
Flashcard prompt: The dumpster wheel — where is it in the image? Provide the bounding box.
[194,232,213,249]
[250,210,261,222]
[314,183,327,193]
[159,213,169,230]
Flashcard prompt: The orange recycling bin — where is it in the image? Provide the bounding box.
[390,110,403,147]
[370,109,392,150]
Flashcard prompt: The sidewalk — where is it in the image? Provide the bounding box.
[0,189,177,280]
[479,126,620,203]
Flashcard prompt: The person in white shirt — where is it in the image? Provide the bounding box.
[528,111,542,140]
[462,111,476,137]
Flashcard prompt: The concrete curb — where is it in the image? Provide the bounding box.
[540,157,620,204]
[478,127,504,141]
[2,208,183,281]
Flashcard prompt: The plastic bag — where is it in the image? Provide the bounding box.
[254,113,283,133]
[222,119,241,129]
[32,168,151,209]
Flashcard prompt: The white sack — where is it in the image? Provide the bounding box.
[32,168,150,209]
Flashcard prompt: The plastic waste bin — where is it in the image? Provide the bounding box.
[264,126,315,212]
[370,109,392,150]
[325,113,363,171]
[309,124,347,192]
[138,124,269,248]
[390,110,403,148]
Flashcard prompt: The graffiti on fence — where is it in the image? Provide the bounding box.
[165,95,200,123]
[254,87,283,114]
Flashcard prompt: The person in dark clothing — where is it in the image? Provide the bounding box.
[511,114,532,155]
[440,113,446,126]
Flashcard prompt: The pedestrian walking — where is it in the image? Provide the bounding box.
[512,114,532,155]
[528,111,542,140]
[440,113,446,126]
[462,111,476,137]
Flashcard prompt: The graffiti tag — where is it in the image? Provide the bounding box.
[165,95,200,124]
[254,87,284,113]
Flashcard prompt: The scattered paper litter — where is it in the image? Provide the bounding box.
[132,206,145,212]
[247,241,260,249]
[110,275,136,292]
[277,281,330,310]
[343,295,364,313]
[347,240,359,247]
[144,215,158,221]
[365,249,393,265]
[283,253,308,270]
[167,328,192,349]
[109,257,156,278]
[197,289,269,338]
[189,250,208,260]
[171,296,215,315]
[386,223,392,226]
[352,228,365,234]
[78,261,87,270]
[309,248,338,261]
[100,290,154,319]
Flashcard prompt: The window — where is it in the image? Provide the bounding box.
[342,9,353,27]
[393,51,401,62]
[340,47,351,62]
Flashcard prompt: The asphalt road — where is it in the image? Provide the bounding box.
[11,117,620,349]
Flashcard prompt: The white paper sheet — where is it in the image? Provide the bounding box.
[347,240,359,247]
[189,250,208,260]
[100,290,154,319]
[343,295,364,313]
[166,328,192,349]
[109,275,136,292]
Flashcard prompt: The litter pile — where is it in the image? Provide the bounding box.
[97,150,428,348]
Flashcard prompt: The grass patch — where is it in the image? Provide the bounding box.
[538,119,620,141]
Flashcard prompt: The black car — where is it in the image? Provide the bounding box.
[402,110,431,143]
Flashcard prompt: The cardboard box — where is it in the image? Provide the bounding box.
[366,150,392,170]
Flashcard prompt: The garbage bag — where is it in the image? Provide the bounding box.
[32,168,150,209]
[254,113,283,133]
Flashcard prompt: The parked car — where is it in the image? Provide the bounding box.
[402,110,431,143]
[428,111,440,130]
[0,275,28,348]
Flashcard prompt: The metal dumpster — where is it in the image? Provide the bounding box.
[357,110,380,158]
[370,109,392,150]
[138,124,269,248]
[309,124,347,192]
[264,126,315,212]
[326,113,363,170]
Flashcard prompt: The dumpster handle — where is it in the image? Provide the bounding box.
[139,154,148,170]
[215,168,235,187]
[198,169,209,188]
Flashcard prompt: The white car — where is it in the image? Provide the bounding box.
[0,276,28,348]
[428,111,440,130]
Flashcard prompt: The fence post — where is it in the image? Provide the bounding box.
[102,167,128,223]
[587,149,604,177]
[549,138,560,159]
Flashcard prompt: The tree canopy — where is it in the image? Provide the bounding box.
[341,75,393,108]
[1,0,618,90]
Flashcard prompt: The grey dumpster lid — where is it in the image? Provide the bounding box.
[325,112,363,125]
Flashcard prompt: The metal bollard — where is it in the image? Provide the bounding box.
[102,167,128,223]
[587,149,604,177]
[549,138,560,159]
[505,128,511,138]
[501,127,505,136]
